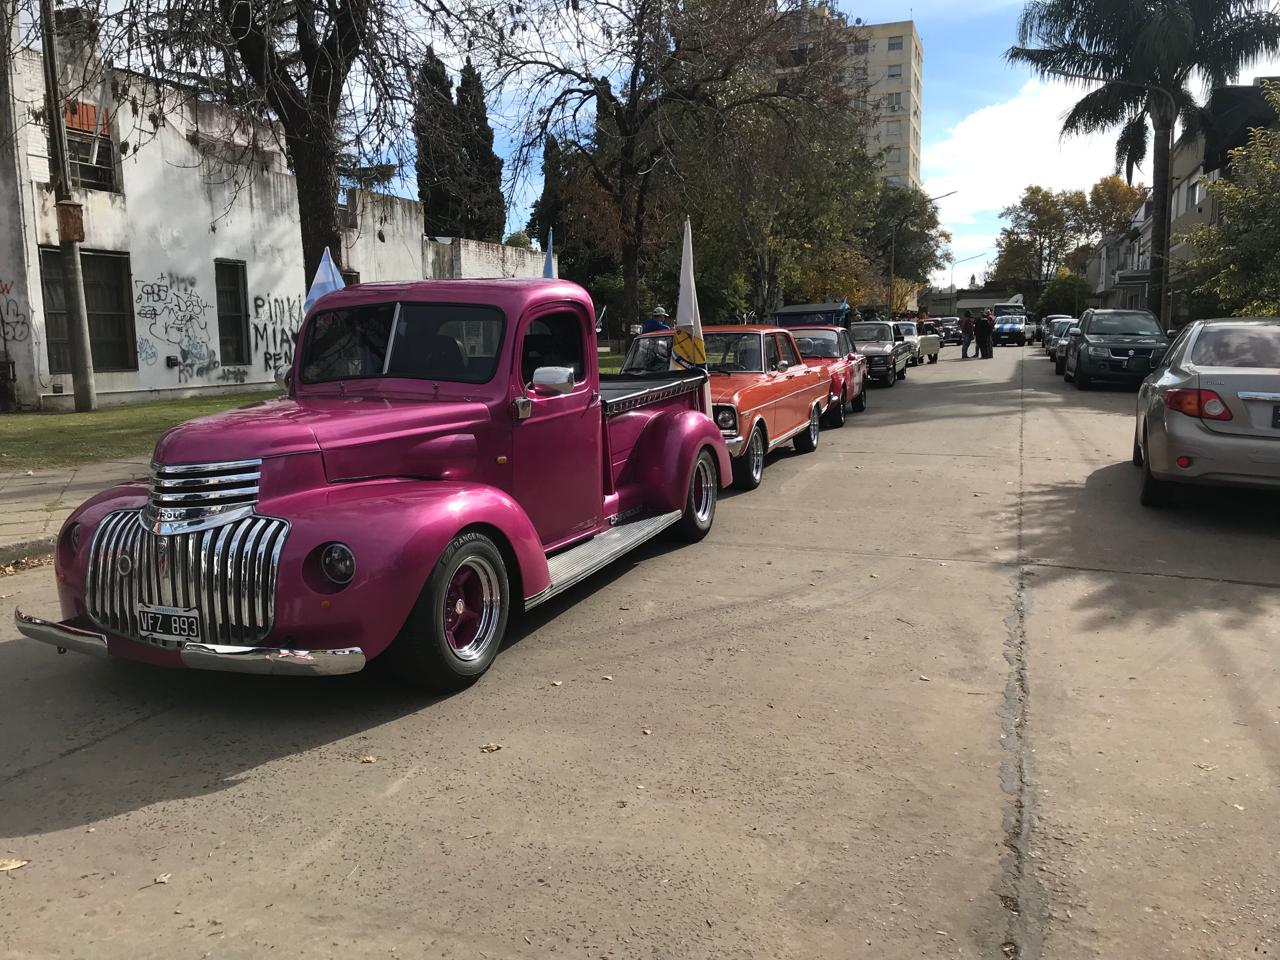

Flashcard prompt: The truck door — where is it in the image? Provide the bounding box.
[512,309,603,547]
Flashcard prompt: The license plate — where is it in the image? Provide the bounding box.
[137,603,202,644]
[1273,405,1280,429]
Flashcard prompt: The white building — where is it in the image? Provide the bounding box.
[0,42,550,411]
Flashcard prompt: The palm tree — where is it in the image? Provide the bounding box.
[1007,0,1280,323]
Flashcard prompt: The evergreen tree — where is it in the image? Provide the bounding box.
[527,134,565,250]
[455,58,507,242]
[414,48,465,237]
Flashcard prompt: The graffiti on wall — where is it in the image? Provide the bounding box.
[136,337,158,366]
[217,366,248,384]
[135,273,219,383]
[252,293,303,373]
[2,290,31,346]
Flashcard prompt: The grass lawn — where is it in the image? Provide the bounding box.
[598,353,625,374]
[0,391,279,471]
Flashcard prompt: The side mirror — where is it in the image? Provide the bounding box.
[1166,328,1177,337]
[531,365,575,396]
[894,334,905,342]
[274,365,291,390]
[775,360,790,373]
[1067,327,1082,338]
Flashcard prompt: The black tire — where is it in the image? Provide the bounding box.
[794,405,820,454]
[850,381,868,412]
[672,448,718,542]
[928,353,939,364]
[1017,336,1026,347]
[823,388,847,428]
[1063,358,1074,382]
[884,366,897,387]
[732,425,766,491]
[898,362,907,380]
[387,532,510,691]
[1139,432,1171,508]
[1054,357,1065,375]
[1075,366,1091,390]
[1132,433,1143,467]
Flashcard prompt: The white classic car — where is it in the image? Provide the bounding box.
[895,321,941,366]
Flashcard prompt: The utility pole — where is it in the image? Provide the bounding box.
[38,0,95,410]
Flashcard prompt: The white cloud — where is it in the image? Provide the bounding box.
[923,78,1122,285]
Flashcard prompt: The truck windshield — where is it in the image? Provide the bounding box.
[994,305,1026,317]
[301,302,505,385]
[621,335,673,374]
[792,331,841,358]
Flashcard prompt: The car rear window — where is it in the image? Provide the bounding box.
[1191,325,1280,368]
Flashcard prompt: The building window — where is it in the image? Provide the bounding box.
[39,248,136,373]
[852,39,868,55]
[58,102,116,192]
[888,35,904,51]
[888,146,904,165]
[884,92,903,111]
[885,175,905,187]
[341,269,361,285]
[885,119,903,139]
[214,260,251,365]
[887,64,903,79]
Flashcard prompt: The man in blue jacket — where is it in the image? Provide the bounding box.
[642,306,672,334]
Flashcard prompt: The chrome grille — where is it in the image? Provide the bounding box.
[87,510,289,649]
[1109,347,1153,359]
[142,459,262,535]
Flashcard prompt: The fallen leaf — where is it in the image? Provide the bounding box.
[602,675,613,681]
[551,680,562,687]
[642,729,652,736]
[0,858,30,872]
[360,755,378,764]
[480,743,502,753]
[154,873,172,885]
[1233,804,1245,811]
[919,675,932,682]
[869,573,879,579]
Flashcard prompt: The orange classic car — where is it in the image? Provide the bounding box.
[622,325,830,490]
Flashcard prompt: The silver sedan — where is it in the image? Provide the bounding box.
[1133,318,1280,506]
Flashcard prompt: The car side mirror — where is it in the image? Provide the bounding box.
[274,365,291,390]
[531,366,575,396]
[1166,329,1177,337]
[776,360,790,373]
[1067,327,1082,338]
[894,334,904,342]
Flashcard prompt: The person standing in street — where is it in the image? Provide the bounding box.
[642,306,672,334]
[960,311,975,359]
[977,310,995,359]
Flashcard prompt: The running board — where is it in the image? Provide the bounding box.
[525,510,682,609]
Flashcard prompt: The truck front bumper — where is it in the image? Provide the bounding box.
[721,433,747,457]
[14,610,367,677]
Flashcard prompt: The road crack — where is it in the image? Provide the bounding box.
[998,352,1046,959]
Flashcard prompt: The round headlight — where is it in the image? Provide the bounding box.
[320,542,356,585]
[68,522,82,553]
[715,408,736,431]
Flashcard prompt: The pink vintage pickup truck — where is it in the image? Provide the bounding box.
[16,279,731,689]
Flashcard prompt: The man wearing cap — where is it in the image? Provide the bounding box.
[642,306,672,334]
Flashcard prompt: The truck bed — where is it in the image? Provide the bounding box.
[598,370,707,416]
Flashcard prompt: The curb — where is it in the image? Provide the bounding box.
[0,536,57,566]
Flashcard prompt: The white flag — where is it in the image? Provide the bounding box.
[671,218,711,412]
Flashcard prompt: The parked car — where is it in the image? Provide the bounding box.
[1044,318,1075,369]
[938,317,962,344]
[849,320,913,386]
[789,325,870,425]
[624,325,830,491]
[1040,314,1074,346]
[1133,318,1280,505]
[1064,308,1170,389]
[896,321,941,365]
[15,280,732,691]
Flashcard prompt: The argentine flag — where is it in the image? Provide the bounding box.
[304,248,346,315]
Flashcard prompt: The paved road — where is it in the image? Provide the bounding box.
[2,346,1277,959]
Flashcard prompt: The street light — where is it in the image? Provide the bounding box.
[1045,68,1179,326]
[887,190,956,315]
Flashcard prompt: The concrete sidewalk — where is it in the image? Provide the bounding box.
[0,458,150,564]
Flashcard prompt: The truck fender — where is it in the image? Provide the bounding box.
[269,480,550,660]
[627,410,733,515]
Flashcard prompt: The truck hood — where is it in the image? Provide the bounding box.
[1085,334,1167,347]
[153,397,491,482]
[855,342,894,356]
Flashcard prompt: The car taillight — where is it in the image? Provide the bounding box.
[1164,388,1233,421]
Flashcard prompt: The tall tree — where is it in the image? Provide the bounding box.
[1087,174,1148,239]
[455,58,506,241]
[415,48,466,238]
[991,185,1083,297]
[527,134,566,250]
[480,0,844,326]
[1007,0,1280,323]
[868,185,949,307]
